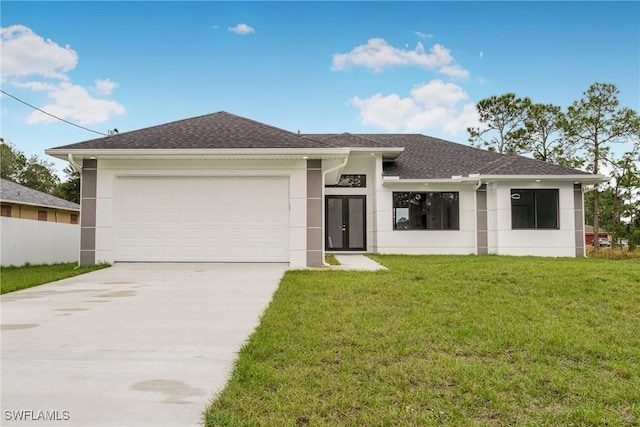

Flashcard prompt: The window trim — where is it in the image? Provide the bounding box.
[392,191,460,231]
[510,188,559,230]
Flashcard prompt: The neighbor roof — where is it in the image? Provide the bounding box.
[0,178,80,211]
[48,111,593,179]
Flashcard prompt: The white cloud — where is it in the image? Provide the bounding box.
[1,25,125,126]
[349,79,480,136]
[413,31,433,39]
[410,79,469,107]
[26,82,125,125]
[12,80,58,92]
[228,23,255,35]
[93,78,118,95]
[350,94,417,131]
[480,50,484,59]
[332,38,469,79]
[1,25,78,81]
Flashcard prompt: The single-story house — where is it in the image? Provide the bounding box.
[45,111,607,268]
[584,225,611,245]
[0,178,80,223]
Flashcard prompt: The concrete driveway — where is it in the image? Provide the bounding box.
[1,263,287,427]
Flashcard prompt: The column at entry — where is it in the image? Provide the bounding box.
[325,195,366,251]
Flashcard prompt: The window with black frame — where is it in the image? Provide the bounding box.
[393,192,459,230]
[511,189,559,229]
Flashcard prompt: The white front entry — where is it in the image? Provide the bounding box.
[114,176,290,262]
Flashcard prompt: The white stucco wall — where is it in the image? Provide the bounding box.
[374,181,478,255]
[486,181,577,257]
[324,154,377,252]
[93,159,308,267]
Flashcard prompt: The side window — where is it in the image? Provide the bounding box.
[38,210,48,221]
[1,205,11,217]
[70,213,78,224]
[511,189,558,229]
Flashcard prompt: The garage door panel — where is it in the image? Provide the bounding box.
[115,176,290,262]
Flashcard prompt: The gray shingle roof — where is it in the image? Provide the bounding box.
[50,111,334,150]
[0,178,80,211]
[48,111,592,179]
[308,133,591,179]
[304,133,394,148]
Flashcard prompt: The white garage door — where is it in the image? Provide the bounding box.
[114,176,290,262]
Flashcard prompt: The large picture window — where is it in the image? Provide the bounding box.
[511,189,559,229]
[393,192,459,230]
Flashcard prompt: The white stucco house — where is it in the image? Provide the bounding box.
[45,112,607,268]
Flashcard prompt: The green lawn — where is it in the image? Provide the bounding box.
[1,262,110,294]
[205,255,640,426]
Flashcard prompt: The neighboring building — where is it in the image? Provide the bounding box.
[45,112,608,267]
[584,225,610,245]
[0,178,80,224]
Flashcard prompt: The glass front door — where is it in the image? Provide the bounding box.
[325,195,366,251]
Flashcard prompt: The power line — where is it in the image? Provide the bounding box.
[0,89,108,136]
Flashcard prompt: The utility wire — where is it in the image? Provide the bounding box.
[0,89,108,136]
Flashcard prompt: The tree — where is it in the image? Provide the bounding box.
[0,139,61,195]
[53,165,81,204]
[19,155,60,194]
[562,83,640,248]
[610,150,640,249]
[468,93,532,154]
[0,140,27,182]
[522,103,582,168]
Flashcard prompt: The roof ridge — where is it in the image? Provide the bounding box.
[211,112,338,148]
[347,133,397,146]
[476,155,518,174]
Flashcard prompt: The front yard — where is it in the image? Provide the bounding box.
[1,262,110,294]
[205,255,640,426]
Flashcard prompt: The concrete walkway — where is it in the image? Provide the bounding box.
[332,254,387,271]
[1,263,287,427]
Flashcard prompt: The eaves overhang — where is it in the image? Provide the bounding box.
[476,174,610,185]
[347,147,404,159]
[382,173,610,186]
[0,199,80,212]
[44,148,351,162]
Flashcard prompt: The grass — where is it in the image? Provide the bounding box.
[205,255,640,426]
[324,254,340,266]
[1,262,110,294]
[587,246,640,260]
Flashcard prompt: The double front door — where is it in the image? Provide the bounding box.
[325,195,366,251]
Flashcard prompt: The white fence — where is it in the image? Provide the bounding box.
[1,217,80,267]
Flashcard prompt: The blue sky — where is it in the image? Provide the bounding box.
[2,1,639,175]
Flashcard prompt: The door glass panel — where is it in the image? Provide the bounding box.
[327,198,343,249]
[348,198,364,249]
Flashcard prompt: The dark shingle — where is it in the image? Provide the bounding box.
[1,179,80,210]
[48,112,593,179]
[50,111,333,150]
[304,133,395,148]
[344,134,589,179]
